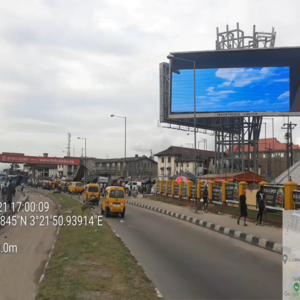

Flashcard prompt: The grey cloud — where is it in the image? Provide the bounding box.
[1,0,300,159]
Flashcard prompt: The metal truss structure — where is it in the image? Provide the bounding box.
[159,23,276,174]
[214,23,276,173]
[216,23,276,50]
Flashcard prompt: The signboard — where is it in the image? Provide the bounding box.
[169,47,300,118]
[191,186,196,201]
[182,185,187,199]
[225,184,239,203]
[168,184,172,195]
[98,176,108,183]
[212,187,222,204]
[293,190,300,205]
[157,183,161,194]
[174,185,179,197]
[0,154,80,165]
[264,185,285,210]
[162,183,166,194]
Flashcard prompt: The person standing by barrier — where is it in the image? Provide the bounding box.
[203,186,209,213]
[238,190,248,226]
[256,186,265,226]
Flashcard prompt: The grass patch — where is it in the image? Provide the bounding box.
[36,193,159,300]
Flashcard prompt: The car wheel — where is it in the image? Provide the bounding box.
[121,212,125,218]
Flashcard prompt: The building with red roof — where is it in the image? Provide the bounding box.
[227,138,300,179]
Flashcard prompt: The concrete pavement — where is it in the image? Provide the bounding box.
[0,192,57,300]
[94,202,282,300]
[131,196,282,244]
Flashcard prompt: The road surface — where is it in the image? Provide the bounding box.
[95,202,282,300]
[0,191,22,204]
[0,192,57,300]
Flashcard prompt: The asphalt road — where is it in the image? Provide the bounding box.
[95,202,282,300]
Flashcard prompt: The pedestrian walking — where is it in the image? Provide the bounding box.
[203,186,209,213]
[7,180,14,210]
[256,185,265,226]
[238,190,248,226]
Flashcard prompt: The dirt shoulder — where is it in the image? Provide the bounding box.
[0,192,57,300]
[36,193,160,300]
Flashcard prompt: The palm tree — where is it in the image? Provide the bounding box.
[80,203,95,216]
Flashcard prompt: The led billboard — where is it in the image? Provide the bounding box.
[169,47,300,118]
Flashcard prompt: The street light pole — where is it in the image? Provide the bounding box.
[85,139,87,184]
[167,54,197,212]
[124,117,127,179]
[111,114,127,179]
[78,137,87,184]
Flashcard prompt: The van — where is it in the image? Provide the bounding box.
[125,181,141,191]
[83,184,100,205]
[101,186,126,218]
[68,182,84,194]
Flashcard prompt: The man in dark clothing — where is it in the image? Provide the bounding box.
[7,181,14,210]
[256,185,265,226]
[203,186,209,213]
[238,190,248,226]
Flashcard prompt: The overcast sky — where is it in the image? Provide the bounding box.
[0,0,300,163]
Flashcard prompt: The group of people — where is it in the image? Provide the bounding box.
[237,185,266,226]
[1,180,16,210]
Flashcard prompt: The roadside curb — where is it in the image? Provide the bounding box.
[0,191,29,228]
[33,191,61,299]
[34,226,60,299]
[127,200,283,255]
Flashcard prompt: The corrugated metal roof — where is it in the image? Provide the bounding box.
[272,160,300,185]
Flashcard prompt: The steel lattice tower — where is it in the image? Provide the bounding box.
[214,23,276,174]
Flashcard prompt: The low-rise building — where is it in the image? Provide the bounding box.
[23,164,58,178]
[154,146,216,180]
[94,154,157,180]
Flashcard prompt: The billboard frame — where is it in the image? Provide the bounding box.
[168,46,300,119]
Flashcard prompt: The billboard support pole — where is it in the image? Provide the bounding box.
[193,61,198,213]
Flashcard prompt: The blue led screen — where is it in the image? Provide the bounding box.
[171,67,290,113]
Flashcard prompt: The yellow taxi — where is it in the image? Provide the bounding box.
[83,184,100,205]
[68,182,84,194]
[101,186,126,218]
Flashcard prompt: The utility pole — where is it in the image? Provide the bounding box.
[282,121,297,176]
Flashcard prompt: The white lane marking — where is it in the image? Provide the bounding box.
[120,220,124,223]
[116,234,120,238]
